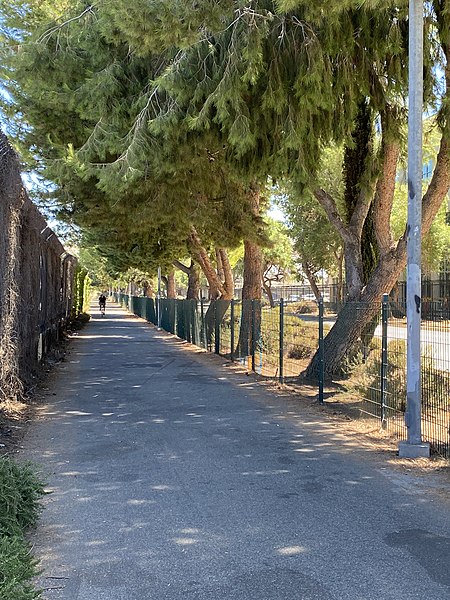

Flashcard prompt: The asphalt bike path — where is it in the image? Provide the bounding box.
[22,303,450,599]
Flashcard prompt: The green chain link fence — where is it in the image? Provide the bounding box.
[115,293,450,457]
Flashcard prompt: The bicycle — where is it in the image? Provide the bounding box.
[99,304,106,317]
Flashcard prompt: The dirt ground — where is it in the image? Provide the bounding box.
[223,356,450,471]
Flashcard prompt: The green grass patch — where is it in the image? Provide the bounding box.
[0,458,45,600]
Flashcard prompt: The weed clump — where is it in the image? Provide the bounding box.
[0,458,45,599]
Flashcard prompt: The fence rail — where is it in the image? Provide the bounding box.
[116,293,450,458]
[235,280,450,312]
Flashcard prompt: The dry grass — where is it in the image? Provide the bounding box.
[0,400,28,421]
[0,400,30,457]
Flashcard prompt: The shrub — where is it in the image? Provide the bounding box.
[0,458,45,600]
[0,535,41,600]
[287,344,313,359]
[349,339,450,413]
[289,301,317,315]
[284,317,322,361]
[0,459,44,536]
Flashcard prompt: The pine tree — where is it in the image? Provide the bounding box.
[155,0,450,378]
[1,0,266,298]
[3,0,450,378]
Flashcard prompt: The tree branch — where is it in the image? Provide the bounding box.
[218,248,234,299]
[38,6,95,44]
[313,188,349,242]
[373,136,400,254]
[189,227,225,298]
[173,259,190,275]
[422,134,450,235]
[348,185,375,239]
[421,35,450,236]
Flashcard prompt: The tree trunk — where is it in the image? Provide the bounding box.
[303,247,406,380]
[173,259,201,300]
[390,281,406,318]
[333,248,344,305]
[217,247,234,299]
[200,247,233,343]
[215,248,225,285]
[301,258,321,302]
[166,270,176,299]
[241,238,263,301]
[343,99,378,287]
[262,280,275,308]
[187,233,234,344]
[305,111,450,380]
[143,284,154,298]
[238,185,263,357]
[188,229,234,301]
[187,261,200,300]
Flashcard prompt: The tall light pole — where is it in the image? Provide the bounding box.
[399,0,430,458]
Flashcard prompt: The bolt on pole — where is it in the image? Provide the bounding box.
[399,0,430,458]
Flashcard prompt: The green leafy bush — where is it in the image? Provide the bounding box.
[293,301,318,315]
[283,316,326,362]
[0,458,45,600]
[0,536,41,600]
[350,339,450,412]
[0,459,44,536]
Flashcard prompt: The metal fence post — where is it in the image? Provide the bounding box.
[279,298,284,384]
[191,300,196,343]
[173,299,177,335]
[230,299,235,361]
[185,300,191,342]
[380,293,389,427]
[214,301,220,354]
[251,300,256,372]
[318,296,324,405]
[200,298,206,349]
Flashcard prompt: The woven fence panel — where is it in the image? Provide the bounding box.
[0,131,76,400]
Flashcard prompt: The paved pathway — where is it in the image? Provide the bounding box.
[22,303,450,599]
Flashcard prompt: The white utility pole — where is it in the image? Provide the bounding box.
[399,0,430,458]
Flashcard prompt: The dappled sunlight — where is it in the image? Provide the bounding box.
[61,471,97,477]
[127,499,156,506]
[77,496,95,503]
[241,469,290,476]
[119,522,152,534]
[74,334,135,340]
[30,301,446,599]
[85,540,106,547]
[276,545,306,556]
[173,537,199,546]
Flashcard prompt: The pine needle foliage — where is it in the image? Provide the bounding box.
[152,0,414,189]
[1,0,267,278]
[2,1,450,304]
